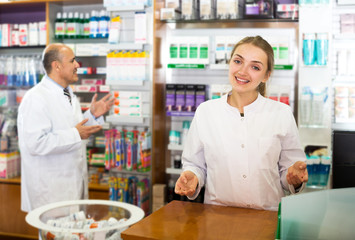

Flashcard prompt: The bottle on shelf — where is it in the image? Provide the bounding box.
[6,57,15,87]
[83,13,91,39]
[79,13,85,39]
[73,12,80,39]
[66,12,76,39]
[62,12,68,39]
[55,12,65,39]
[98,10,109,38]
[0,57,5,86]
[11,24,19,46]
[173,155,181,169]
[89,10,99,38]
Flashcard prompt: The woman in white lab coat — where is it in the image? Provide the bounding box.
[174,36,308,211]
[17,43,114,212]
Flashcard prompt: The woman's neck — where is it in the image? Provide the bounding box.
[227,91,259,113]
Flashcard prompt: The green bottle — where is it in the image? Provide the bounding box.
[66,12,76,39]
[62,12,68,39]
[73,12,80,39]
[79,13,84,39]
[83,12,90,39]
[54,12,64,39]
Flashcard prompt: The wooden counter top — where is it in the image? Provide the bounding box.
[0,177,109,190]
[121,200,278,240]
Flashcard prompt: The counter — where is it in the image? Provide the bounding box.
[121,200,278,240]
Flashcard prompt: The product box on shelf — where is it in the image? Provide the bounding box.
[165,84,207,116]
[275,0,298,19]
[340,14,355,35]
[39,21,47,45]
[216,0,243,19]
[0,151,20,179]
[135,12,147,44]
[0,90,16,107]
[19,24,29,46]
[74,85,98,93]
[181,0,199,20]
[152,183,166,211]
[1,24,11,47]
[160,8,181,20]
[200,0,216,20]
[81,79,105,85]
[168,36,209,65]
[98,85,110,93]
[28,22,39,46]
[244,0,275,19]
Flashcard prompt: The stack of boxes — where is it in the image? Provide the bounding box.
[152,183,166,212]
[1,22,46,47]
[0,151,20,179]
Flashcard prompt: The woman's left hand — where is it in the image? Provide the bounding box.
[287,161,308,189]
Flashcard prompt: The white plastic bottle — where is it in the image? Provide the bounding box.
[98,10,109,38]
[89,10,99,38]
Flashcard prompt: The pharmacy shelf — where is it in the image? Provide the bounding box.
[106,4,145,12]
[333,34,355,40]
[333,76,355,83]
[0,45,46,49]
[306,185,328,190]
[107,43,145,50]
[332,123,355,131]
[160,18,298,24]
[74,43,145,57]
[166,168,183,175]
[110,168,151,176]
[106,115,150,126]
[110,81,151,91]
[209,64,294,70]
[166,111,195,117]
[167,144,184,151]
[106,80,148,87]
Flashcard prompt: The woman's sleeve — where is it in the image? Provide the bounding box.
[278,107,307,193]
[181,106,207,200]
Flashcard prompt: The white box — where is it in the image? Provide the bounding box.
[113,91,142,100]
[19,24,28,46]
[2,24,11,47]
[98,85,110,93]
[28,22,39,46]
[39,21,47,45]
[96,67,107,74]
[135,12,147,44]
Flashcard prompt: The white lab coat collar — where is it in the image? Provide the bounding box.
[223,92,265,115]
[42,75,76,109]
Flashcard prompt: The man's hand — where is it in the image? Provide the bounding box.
[175,171,198,197]
[90,93,115,118]
[287,161,308,189]
[75,119,102,139]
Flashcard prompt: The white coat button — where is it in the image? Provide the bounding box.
[241,144,244,148]
[241,118,244,121]
[243,175,247,178]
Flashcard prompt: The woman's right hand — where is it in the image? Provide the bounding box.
[175,171,198,197]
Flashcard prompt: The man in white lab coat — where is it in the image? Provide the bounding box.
[17,43,114,212]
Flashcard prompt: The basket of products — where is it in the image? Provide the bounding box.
[25,199,145,240]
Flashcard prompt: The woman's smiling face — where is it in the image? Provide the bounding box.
[228,43,270,96]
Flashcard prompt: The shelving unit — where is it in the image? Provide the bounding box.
[298,2,333,191]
